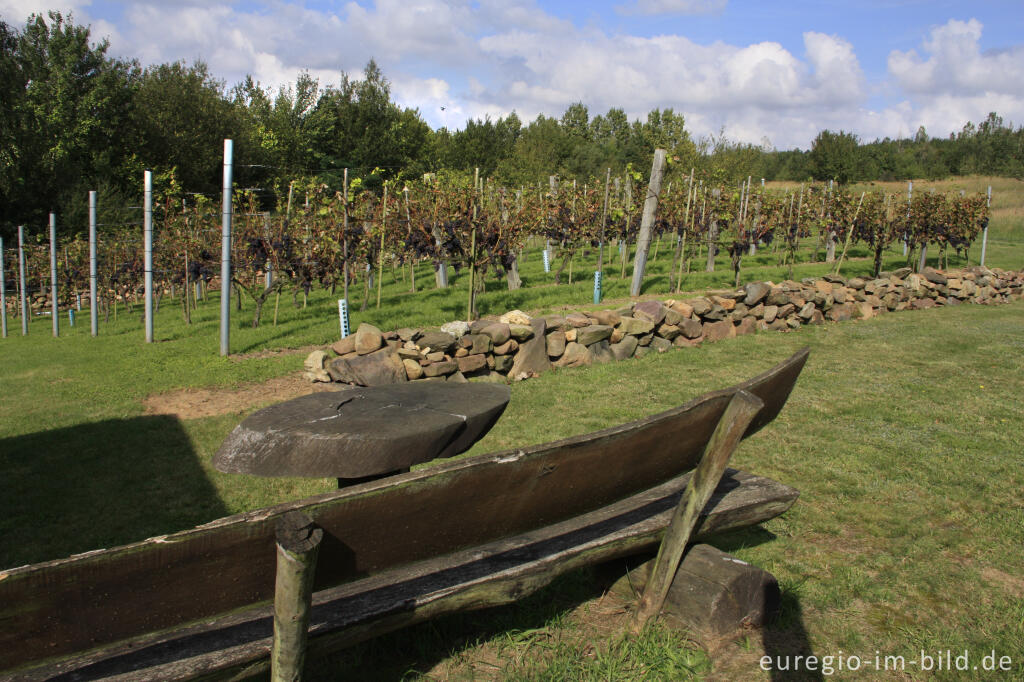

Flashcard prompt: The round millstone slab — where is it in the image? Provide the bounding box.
[214,383,511,478]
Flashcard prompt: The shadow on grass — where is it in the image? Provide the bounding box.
[0,415,228,569]
[760,591,823,681]
[708,529,821,680]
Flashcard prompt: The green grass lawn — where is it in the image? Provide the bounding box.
[1,200,1022,678]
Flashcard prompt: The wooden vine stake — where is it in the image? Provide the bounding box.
[271,511,323,682]
[342,168,349,305]
[675,169,694,292]
[634,389,764,629]
[629,149,667,297]
[376,182,387,309]
[833,192,865,276]
[598,167,610,273]
[466,168,480,321]
[403,185,415,293]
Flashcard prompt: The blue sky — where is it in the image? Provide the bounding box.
[3,0,1023,149]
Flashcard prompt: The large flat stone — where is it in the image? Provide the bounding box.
[354,323,383,355]
[554,341,588,368]
[546,330,566,358]
[632,300,667,324]
[213,382,511,478]
[703,320,736,343]
[577,324,613,346]
[588,340,616,364]
[744,282,771,306]
[480,322,511,345]
[617,316,655,336]
[510,317,551,379]
[611,335,639,360]
[417,331,457,354]
[329,348,407,386]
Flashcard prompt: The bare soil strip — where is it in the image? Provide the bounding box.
[143,373,341,419]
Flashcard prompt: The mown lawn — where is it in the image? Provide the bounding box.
[2,285,1022,678]
[1,177,1022,677]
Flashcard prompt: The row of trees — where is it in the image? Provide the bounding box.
[2,11,1018,244]
[8,173,989,326]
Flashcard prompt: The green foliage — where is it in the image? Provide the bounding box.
[810,129,861,184]
[1,12,136,234]
[131,61,244,195]
[3,11,1024,247]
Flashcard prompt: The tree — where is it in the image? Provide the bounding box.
[131,61,246,195]
[809,129,860,184]
[309,60,430,182]
[1,12,136,239]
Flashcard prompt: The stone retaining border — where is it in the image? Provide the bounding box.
[303,265,1024,386]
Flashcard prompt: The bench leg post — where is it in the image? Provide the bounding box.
[271,511,323,682]
[634,389,764,629]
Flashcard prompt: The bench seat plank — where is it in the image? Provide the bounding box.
[21,469,797,681]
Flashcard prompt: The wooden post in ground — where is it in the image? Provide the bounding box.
[629,149,667,297]
[834,192,865,276]
[271,511,323,682]
[468,168,479,321]
[376,183,387,309]
[343,168,349,304]
[634,389,764,629]
[598,167,610,273]
[705,189,719,272]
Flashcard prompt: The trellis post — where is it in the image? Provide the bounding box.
[144,171,154,343]
[89,191,98,336]
[49,213,58,337]
[18,226,27,335]
[220,139,233,356]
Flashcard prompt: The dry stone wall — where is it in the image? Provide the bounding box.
[304,266,1024,386]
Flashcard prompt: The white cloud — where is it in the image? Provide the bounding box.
[615,0,726,17]
[888,18,1024,97]
[882,18,1024,140]
[473,27,868,147]
[0,0,91,23]
[10,2,1023,150]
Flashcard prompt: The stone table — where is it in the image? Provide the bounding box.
[214,383,510,483]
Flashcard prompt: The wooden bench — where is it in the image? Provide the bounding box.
[0,348,809,680]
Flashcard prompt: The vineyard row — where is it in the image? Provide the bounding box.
[1,172,991,336]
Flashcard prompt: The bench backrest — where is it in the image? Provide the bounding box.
[0,348,808,674]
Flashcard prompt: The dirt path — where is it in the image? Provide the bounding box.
[143,373,343,420]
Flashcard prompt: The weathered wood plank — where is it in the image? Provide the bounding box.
[0,349,808,674]
[635,389,764,627]
[11,470,797,680]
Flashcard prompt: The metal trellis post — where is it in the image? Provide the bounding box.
[50,213,58,338]
[0,237,6,338]
[144,171,154,343]
[220,139,234,357]
[18,226,27,336]
[90,191,98,336]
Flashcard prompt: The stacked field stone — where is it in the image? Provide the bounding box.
[304,265,1024,386]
